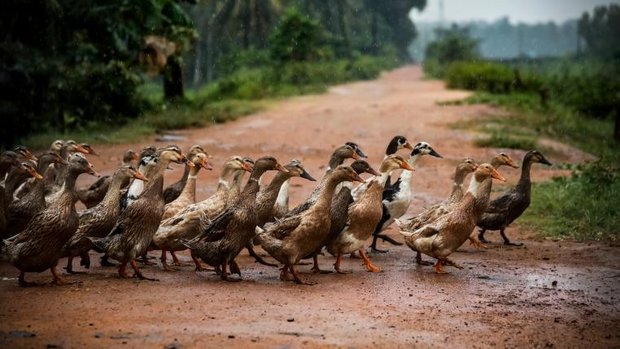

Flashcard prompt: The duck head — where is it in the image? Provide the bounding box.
[351,160,380,176]
[80,143,99,156]
[192,153,213,171]
[411,142,442,158]
[333,165,365,183]
[381,154,414,173]
[64,140,90,155]
[527,150,552,166]
[13,146,37,162]
[284,159,315,181]
[253,156,288,174]
[345,141,367,159]
[386,136,414,155]
[19,162,43,180]
[123,150,139,164]
[119,165,148,182]
[474,163,506,182]
[69,153,98,177]
[50,140,64,154]
[493,152,519,169]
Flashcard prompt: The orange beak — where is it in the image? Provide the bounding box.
[350,172,364,183]
[506,158,519,169]
[400,161,414,171]
[276,163,289,173]
[30,169,43,180]
[491,168,506,181]
[133,170,149,181]
[403,142,414,150]
[351,152,360,160]
[241,162,253,172]
[75,144,89,154]
[200,159,213,171]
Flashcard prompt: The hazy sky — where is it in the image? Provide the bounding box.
[410,0,620,24]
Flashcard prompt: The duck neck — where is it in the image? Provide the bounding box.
[328,154,347,170]
[178,163,191,185]
[517,156,533,195]
[448,169,469,203]
[385,140,399,156]
[216,166,236,192]
[100,172,130,209]
[0,161,12,179]
[312,174,344,213]
[178,165,201,202]
[264,172,291,201]
[467,175,493,217]
[397,155,420,193]
[4,168,30,201]
[56,167,81,206]
[242,167,269,198]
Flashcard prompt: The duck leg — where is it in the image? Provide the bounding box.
[468,236,487,249]
[246,244,278,267]
[130,260,159,281]
[118,262,130,278]
[500,229,523,246]
[416,251,433,266]
[477,229,490,244]
[359,249,381,273]
[220,259,241,282]
[50,266,68,285]
[191,251,208,272]
[229,259,241,276]
[433,259,449,274]
[290,264,316,285]
[138,252,156,266]
[377,233,403,246]
[170,251,183,266]
[334,254,350,274]
[79,252,91,269]
[311,254,332,274]
[160,249,176,271]
[369,235,389,253]
[280,265,293,281]
[18,271,37,287]
[65,256,75,274]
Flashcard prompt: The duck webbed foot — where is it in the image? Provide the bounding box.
[415,252,433,266]
[359,249,381,273]
[79,252,91,269]
[220,261,241,282]
[333,254,351,274]
[160,250,179,271]
[280,266,293,281]
[170,251,185,266]
[138,253,156,266]
[50,267,73,285]
[433,259,449,274]
[191,252,209,272]
[443,258,463,270]
[501,229,523,246]
[468,236,487,249]
[369,236,390,253]
[229,259,241,276]
[130,260,159,281]
[290,265,317,285]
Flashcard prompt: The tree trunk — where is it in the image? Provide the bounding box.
[336,0,352,59]
[164,56,184,101]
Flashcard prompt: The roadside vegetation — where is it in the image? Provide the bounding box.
[424,5,620,243]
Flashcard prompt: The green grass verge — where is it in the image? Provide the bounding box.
[451,92,619,243]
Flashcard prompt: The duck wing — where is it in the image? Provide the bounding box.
[383,177,401,202]
[264,215,302,240]
[193,208,234,242]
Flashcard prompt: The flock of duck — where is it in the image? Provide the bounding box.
[0,137,551,286]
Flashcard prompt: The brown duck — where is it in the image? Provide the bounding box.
[89,147,187,280]
[255,165,364,285]
[163,145,208,203]
[182,156,288,282]
[477,150,552,246]
[63,165,147,273]
[1,153,96,286]
[400,164,505,273]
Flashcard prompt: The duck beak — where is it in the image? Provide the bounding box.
[350,172,365,183]
[185,159,196,168]
[539,157,552,166]
[367,167,381,176]
[132,153,140,161]
[403,142,414,150]
[400,161,414,171]
[133,170,149,181]
[87,147,99,156]
[201,159,213,171]
[31,170,43,180]
[506,158,519,169]
[429,148,443,158]
[472,163,479,171]
[23,150,38,162]
[351,152,361,160]
[300,170,316,181]
[76,144,90,154]
[242,162,253,172]
[491,168,506,182]
[276,163,289,173]
[356,148,367,159]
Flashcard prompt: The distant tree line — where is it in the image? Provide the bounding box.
[0,0,426,149]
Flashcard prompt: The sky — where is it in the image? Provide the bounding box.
[410,0,620,24]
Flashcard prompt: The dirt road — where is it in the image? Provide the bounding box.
[1,66,618,348]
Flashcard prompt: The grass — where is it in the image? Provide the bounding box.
[446,91,619,243]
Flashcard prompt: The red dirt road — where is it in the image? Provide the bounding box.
[1,66,618,348]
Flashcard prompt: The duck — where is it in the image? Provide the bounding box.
[369,142,443,252]
[63,165,148,273]
[0,151,21,236]
[306,159,379,273]
[400,164,505,273]
[277,144,360,218]
[255,165,364,285]
[5,152,67,238]
[0,162,43,239]
[163,145,208,203]
[182,156,288,282]
[123,145,188,208]
[326,155,414,273]
[77,149,139,208]
[477,150,552,246]
[1,153,97,286]
[153,156,252,271]
[246,159,316,267]
[161,152,212,221]
[89,146,188,280]
[46,140,92,198]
